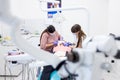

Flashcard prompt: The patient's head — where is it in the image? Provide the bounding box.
[66,49,80,63]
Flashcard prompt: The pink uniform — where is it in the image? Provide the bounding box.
[40,31,60,52]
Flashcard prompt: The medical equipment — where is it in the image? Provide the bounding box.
[83,35,118,56]
[4,49,36,80]
[82,34,120,80]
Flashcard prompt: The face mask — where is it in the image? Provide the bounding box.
[50,33,55,36]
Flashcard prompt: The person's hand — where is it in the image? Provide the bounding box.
[53,40,58,46]
[63,42,70,47]
[63,42,74,47]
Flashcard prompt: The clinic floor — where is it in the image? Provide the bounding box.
[0,57,120,80]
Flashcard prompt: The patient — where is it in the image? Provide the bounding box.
[53,41,72,57]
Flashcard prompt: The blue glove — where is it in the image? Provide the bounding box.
[67,42,73,46]
[63,42,73,46]
[53,41,58,46]
[63,42,69,47]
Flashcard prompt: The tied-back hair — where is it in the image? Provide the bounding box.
[40,25,55,46]
[71,24,86,47]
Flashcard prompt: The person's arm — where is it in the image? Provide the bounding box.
[40,33,48,50]
[70,40,82,48]
[40,33,54,50]
[45,43,54,49]
[69,43,76,48]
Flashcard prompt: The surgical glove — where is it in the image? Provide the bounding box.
[63,42,73,46]
[63,42,69,47]
[53,41,58,46]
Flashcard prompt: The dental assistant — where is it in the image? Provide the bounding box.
[40,25,61,53]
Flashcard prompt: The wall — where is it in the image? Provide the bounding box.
[0,21,11,37]
[1,0,115,36]
[0,0,10,16]
[8,0,109,36]
[108,0,120,35]
[9,0,46,19]
[86,0,109,36]
[108,0,120,48]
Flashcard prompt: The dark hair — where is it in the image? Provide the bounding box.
[40,25,56,45]
[71,24,81,33]
[71,24,86,47]
[47,25,55,33]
